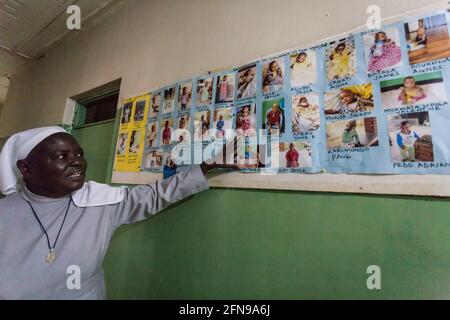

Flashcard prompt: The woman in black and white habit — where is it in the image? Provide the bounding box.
[0,126,236,299]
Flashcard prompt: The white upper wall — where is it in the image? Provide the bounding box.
[0,0,443,137]
[0,75,9,118]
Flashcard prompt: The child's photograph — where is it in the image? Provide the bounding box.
[128,130,142,154]
[279,141,312,169]
[236,64,257,99]
[121,102,132,124]
[213,107,233,138]
[178,82,193,112]
[326,117,379,149]
[215,73,235,103]
[162,87,175,114]
[160,118,174,145]
[236,136,258,168]
[324,83,374,114]
[363,28,403,73]
[380,71,446,109]
[175,115,191,143]
[404,13,450,65]
[196,78,213,106]
[163,151,175,169]
[326,38,357,81]
[144,150,162,170]
[149,92,161,118]
[146,121,159,148]
[292,93,320,134]
[134,100,146,122]
[235,104,256,137]
[194,110,211,142]
[116,133,128,155]
[290,49,317,87]
[387,112,433,162]
[262,98,285,135]
[262,57,284,94]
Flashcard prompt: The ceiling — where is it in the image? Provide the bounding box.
[0,0,122,105]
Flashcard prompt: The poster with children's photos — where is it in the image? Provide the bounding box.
[111,10,450,177]
[320,11,450,174]
[114,94,149,172]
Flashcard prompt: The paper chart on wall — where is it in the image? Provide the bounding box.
[113,94,149,172]
[113,10,450,176]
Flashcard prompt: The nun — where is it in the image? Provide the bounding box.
[0,126,235,299]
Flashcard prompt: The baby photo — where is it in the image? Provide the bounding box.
[144,150,163,170]
[290,49,317,87]
[160,118,174,146]
[387,112,433,162]
[178,82,193,112]
[121,102,133,124]
[262,98,285,135]
[380,71,446,109]
[324,83,374,114]
[404,13,450,65]
[237,64,257,99]
[292,94,320,134]
[196,78,213,106]
[235,104,256,137]
[326,117,379,149]
[116,133,128,155]
[262,57,284,94]
[146,121,159,148]
[162,87,176,115]
[279,141,312,169]
[194,110,211,142]
[128,130,142,154]
[326,38,357,81]
[213,107,233,138]
[215,73,235,103]
[175,115,191,143]
[149,92,161,118]
[134,100,146,122]
[363,28,403,73]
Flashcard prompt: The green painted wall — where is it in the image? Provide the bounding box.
[71,121,116,184]
[103,189,449,299]
[74,110,450,300]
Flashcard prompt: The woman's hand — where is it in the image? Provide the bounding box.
[200,162,240,175]
[200,137,241,175]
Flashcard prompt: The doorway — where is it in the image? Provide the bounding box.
[70,80,121,184]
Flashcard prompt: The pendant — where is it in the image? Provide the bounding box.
[46,251,56,264]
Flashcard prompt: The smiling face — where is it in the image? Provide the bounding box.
[17,133,87,198]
